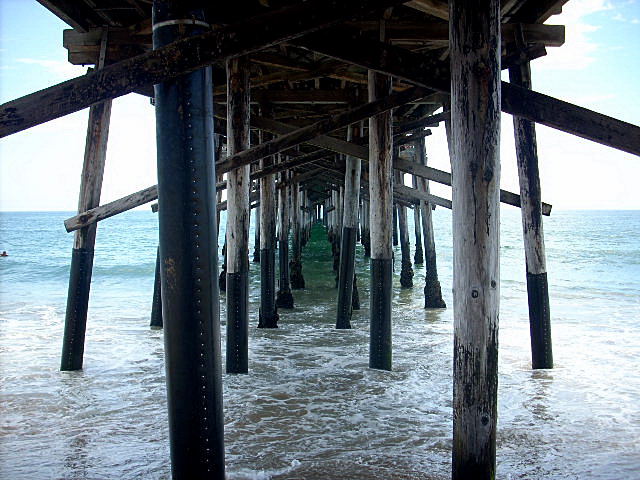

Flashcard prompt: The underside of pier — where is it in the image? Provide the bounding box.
[3,0,639,478]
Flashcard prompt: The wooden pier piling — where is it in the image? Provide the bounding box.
[152,2,224,477]
[412,172,424,265]
[450,0,501,478]
[368,64,393,371]
[276,166,294,309]
[60,28,111,372]
[225,56,251,374]
[396,170,414,288]
[150,246,163,328]
[336,124,362,329]
[510,60,553,370]
[258,123,279,328]
[417,139,446,309]
[290,181,305,289]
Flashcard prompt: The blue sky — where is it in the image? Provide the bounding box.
[0,0,639,211]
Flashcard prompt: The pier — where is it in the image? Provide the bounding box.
[2,1,640,478]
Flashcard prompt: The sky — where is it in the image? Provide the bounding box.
[0,0,639,212]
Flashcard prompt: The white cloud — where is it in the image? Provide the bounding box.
[16,57,86,79]
[537,0,613,71]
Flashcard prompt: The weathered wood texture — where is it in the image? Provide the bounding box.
[61,29,112,372]
[225,56,251,374]
[450,1,501,479]
[61,90,112,372]
[65,185,157,232]
[1,0,408,137]
[510,61,553,370]
[395,171,413,288]
[258,123,279,328]
[368,68,393,371]
[412,173,424,265]
[73,99,112,248]
[297,29,640,156]
[216,85,430,174]
[276,164,294,309]
[336,124,361,329]
[415,139,446,309]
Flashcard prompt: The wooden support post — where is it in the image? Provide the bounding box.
[152,3,224,477]
[368,66,393,371]
[225,56,251,374]
[392,204,399,246]
[276,165,294,308]
[395,170,414,288]
[333,186,344,282]
[412,173,424,265]
[450,1,501,478]
[252,201,261,263]
[60,28,111,372]
[362,199,371,257]
[417,139,446,308]
[290,182,305,289]
[510,60,553,369]
[150,246,163,328]
[336,124,362,329]
[258,122,279,328]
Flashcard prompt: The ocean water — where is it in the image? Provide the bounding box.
[0,208,639,479]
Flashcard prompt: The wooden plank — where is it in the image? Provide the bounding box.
[296,29,640,157]
[1,0,408,138]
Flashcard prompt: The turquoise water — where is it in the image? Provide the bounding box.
[0,208,639,479]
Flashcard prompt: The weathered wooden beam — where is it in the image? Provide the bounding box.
[394,156,552,215]
[216,85,431,174]
[1,0,407,138]
[509,0,569,23]
[296,29,640,157]
[394,183,451,210]
[36,0,104,32]
[351,21,565,47]
[65,185,158,232]
[501,83,640,157]
[251,89,361,105]
[450,0,501,478]
[405,0,449,20]
[258,108,279,328]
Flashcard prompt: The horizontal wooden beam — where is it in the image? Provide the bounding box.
[253,113,551,213]
[395,183,451,210]
[64,185,157,232]
[351,21,565,47]
[296,29,640,157]
[216,85,432,173]
[1,0,406,138]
